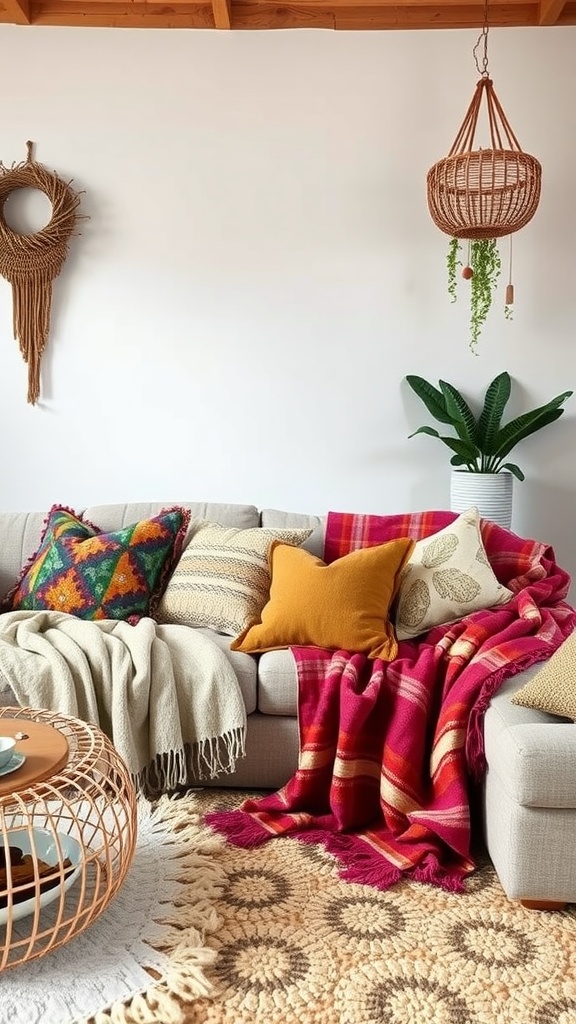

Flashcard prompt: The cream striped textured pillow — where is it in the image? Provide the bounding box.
[156,521,312,636]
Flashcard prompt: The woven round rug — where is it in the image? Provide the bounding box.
[0,792,224,1024]
[188,789,576,1024]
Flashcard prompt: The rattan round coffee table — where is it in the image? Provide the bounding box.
[0,706,137,971]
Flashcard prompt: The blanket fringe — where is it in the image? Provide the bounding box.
[206,813,469,894]
[205,809,271,848]
[84,793,227,1024]
[139,726,246,798]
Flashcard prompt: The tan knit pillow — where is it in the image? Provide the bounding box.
[511,633,576,718]
[156,521,312,636]
[394,507,513,640]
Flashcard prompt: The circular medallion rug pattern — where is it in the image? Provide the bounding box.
[183,789,576,1024]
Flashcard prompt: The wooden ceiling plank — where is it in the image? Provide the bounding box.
[2,0,30,23]
[4,0,566,28]
[556,0,576,18]
[334,1,538,25]
[244,0,529,6]
[36,0,213,4]
[28,1,213,23]
[212,0,231,24]
[538,0,565,21]
[217,2,334,23]
[28,1,330,23]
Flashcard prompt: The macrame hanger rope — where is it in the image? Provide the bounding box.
[473,0,490,78]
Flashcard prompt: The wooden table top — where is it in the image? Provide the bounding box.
[0,719,69,798]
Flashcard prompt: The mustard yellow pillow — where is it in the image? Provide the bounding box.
[231,536,415,660]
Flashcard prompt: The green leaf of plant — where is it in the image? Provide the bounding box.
[492,401,571,459]
[450,454,469,466]
[437,437,480,464]
[469,239,501,353]
[405,376,456,426]
[407,425,441,439]
[439,381,478,445]
[477,372,511,454]
[500,462,525,482]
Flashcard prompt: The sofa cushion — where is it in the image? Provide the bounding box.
[0,511,61,602]
[194,626,257,714]
[394,507,512,640]
[260,509,325,559]
[156,522,312,636]
[6,505,189,622]
[257,649,298,716]
[232,536,414,660]
[510,632,576,719]
[484,672,576,808]
[84,501,260,536]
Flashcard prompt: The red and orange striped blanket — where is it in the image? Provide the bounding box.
[207,510,576,891]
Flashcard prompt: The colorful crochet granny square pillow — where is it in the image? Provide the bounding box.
[6,505,190,622]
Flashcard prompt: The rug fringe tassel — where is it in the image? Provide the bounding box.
[84,793,227,1024]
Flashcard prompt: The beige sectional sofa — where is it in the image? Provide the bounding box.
[0,498,573,907]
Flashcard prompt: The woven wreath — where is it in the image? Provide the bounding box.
[0,142,82,404]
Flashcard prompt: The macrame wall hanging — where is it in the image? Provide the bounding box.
[426,0,541,353]
[0,142,83,404]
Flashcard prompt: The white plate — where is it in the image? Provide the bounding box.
[0,752,26,778]
[0,828,82,925]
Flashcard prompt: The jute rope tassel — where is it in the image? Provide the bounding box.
[0,141,82,404]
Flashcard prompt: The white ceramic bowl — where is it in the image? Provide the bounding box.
[0,737,16,769]
[0,827,83,924]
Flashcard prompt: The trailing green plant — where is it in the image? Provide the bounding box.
[447,236,461,304]
[447,237,504,353]
[405,371,573,481]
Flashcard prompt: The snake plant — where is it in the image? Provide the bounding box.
[405,371,573,481]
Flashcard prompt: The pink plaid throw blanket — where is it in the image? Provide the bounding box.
[207,510,576,891]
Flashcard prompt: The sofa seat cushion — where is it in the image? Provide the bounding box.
[484,671,576,808]
[194,627,257,715]
[257,650,298,716]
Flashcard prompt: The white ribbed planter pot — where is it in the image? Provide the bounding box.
[450,471,513,529]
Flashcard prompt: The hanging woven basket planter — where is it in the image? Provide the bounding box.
[0,142,83,405]
[426,64,541,354]
[427,77,542,240]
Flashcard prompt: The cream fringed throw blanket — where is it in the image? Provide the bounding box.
[0,610,247,794]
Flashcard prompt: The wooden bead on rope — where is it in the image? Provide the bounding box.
[0,142,82,404]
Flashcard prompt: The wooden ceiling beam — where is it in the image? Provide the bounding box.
[212,0,231,24]
[538,0,566,20]
[2,0,31,23]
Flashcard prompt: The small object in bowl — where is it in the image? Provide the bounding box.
[0,738,16,770]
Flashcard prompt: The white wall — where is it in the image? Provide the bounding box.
[0,24,575,582]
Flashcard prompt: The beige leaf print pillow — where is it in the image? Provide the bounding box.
[394,507,513,641]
